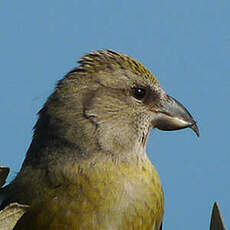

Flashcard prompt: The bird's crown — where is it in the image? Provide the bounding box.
[69,50,158,85]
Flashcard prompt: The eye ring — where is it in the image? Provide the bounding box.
[132,87,146,100]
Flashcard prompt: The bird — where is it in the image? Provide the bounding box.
[0,50,199,230]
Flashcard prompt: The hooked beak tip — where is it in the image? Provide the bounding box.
[190,122,200,137]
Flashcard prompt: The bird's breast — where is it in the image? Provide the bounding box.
[15,158,164,230]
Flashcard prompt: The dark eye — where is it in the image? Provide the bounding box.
[132,87,146,100]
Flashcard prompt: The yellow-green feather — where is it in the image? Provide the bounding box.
[14,158,163,230]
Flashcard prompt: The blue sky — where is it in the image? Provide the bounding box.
[1,1,229,229]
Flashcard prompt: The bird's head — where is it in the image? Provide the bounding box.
[34,50,199,158]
